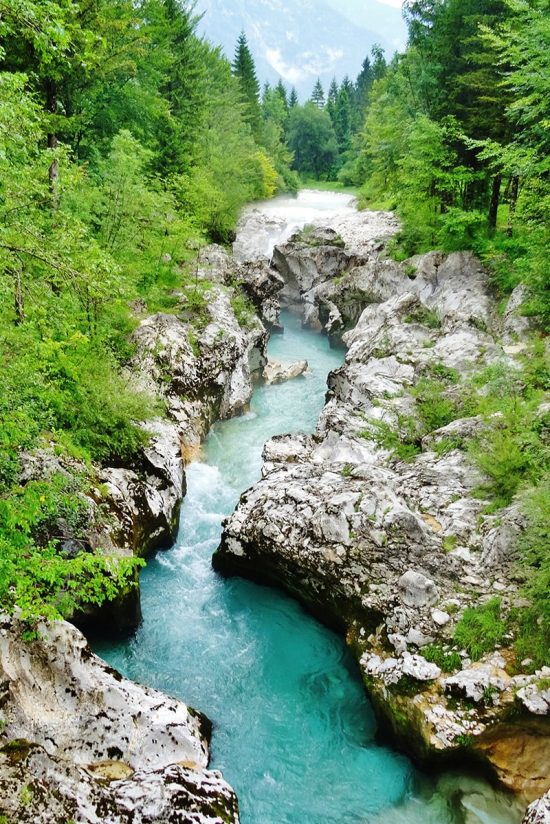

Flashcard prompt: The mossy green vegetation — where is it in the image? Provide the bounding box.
[454,599,508,662]
[422,645,462,673]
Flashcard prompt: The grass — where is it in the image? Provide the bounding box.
[423,645,462,673]
[404,306,441,329]
[454,598,508,661]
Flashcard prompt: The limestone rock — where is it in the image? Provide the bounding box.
[524,793,550,824]
[444,659,511,704]
[216,238,549,802]
[0,617,239,823]
[399,571,439,608]
[263,359,309,385]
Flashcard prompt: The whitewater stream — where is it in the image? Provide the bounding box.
[95,191,523,824]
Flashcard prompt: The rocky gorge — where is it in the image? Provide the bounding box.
[1,192,548,823]
[215,210,550,815]
[0,241,285,821]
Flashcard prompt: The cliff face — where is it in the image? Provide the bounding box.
[215,228,550,803]
[0,616,240,823]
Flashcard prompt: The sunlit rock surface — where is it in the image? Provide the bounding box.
[216,226,550,801]
[0,617,239,823]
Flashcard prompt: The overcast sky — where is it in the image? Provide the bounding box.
[378,0,404,6]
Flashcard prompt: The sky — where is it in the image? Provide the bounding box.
[378,0,405,6]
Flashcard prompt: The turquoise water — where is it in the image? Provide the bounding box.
[94,189,525,823]
[95,311,523,824]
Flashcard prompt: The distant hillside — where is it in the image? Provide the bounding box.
[196,0,407,97]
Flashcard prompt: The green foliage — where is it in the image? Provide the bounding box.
[423,645,462,673]
[362,417,421,462]
[0,6,291,622]
[0,471,144,622]
[232,31,261,136]
[403,307,441,329]
[230,291,256,329]
[413,378,461,433]
[355,0,550,327]
[287,103,339,180]
[454,599,508,661]
[471,403,549,509]
[514,479,550,668]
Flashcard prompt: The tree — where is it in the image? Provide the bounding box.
[275,79,289,111]
[289,87,299,108]
[287,102,338,178]
[232,31,261,136]
[334,83,353,154]
[310,78,325,108]
[326,78,339,126]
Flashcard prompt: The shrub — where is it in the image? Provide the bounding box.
[413,378,461,433]
[454,598,507,661]
[423,645,462,673]
[514,478,550,668]
[403,306,441,329]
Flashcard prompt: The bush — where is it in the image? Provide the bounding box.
[423,645,462,673]
[471,404,549,509]
[0,472,144,622]
[514,478,550,668]
[454,599,508,661]
[413,378,461,433]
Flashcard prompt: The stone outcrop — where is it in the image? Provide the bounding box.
[215,236,550,803]
[0,616,239,823]
[17,246,277,635]
[263,359,309,385]
[523,793,550,824]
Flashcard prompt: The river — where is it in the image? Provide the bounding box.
[94,191,523,824]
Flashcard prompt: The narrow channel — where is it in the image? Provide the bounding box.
[94,194,522,824]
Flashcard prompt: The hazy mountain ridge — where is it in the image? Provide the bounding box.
[196,0,407,97]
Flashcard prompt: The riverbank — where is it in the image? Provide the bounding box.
[216,220,550,813]
[1,192,546,823]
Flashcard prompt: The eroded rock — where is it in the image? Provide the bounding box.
[0,617,239,823]
[216,238,550,804]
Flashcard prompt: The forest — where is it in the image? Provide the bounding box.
[0,0,548,665]
[0,0,298,620]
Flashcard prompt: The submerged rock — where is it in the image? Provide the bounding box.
[0,616,239,823]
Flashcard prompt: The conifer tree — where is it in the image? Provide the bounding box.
[310,78,325,108]
[232,31,261,135]
[276,79,289,111]
[326,78,339,126]
[289,87,299,108]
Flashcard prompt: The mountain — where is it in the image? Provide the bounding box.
[323,0,407,53]
[196,0,407,98]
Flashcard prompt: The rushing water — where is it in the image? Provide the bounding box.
[94,193,524,824]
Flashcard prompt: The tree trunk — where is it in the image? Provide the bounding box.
[12,265,25,325]
[507,175,519,237]
[488,173,502,234]
[46,79,59,207]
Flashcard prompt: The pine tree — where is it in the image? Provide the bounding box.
[232,31,261,135]
[335,83,353,153]
[275,80,289,111]
[371,45,387,82]
[289,87,299,108]
[310,78,325,108]
[326,78,339,126]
